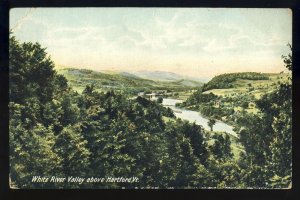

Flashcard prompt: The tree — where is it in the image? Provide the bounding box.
[9,103,62,188]
[9,36,56,104]
[175,137,203,187]
[54,124,91,179]
[241,101,248,109]
[157,96,163,104]
[181,122,208,165]
[208,118,216,131]
[210,134,233,161]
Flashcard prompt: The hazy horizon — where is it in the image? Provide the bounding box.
[57,65,292,84]
[10,8,292,78]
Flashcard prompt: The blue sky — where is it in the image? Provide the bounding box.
[10,8,292,78]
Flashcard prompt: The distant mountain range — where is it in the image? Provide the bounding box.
[122,70,210,83]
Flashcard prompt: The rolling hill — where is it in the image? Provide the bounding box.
[202,72,290,99]
[57,68,203,94]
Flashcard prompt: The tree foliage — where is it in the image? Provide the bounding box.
[235,45,292,188]
[208,118,216,131]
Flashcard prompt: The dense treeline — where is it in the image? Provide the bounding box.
[202,72,269,91]
[9,36,291,189]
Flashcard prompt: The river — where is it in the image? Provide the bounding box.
[161,98,238,138]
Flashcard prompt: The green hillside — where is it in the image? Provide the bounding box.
[202,72,269,91]
[203,73,290,99]
[57,68,202,94]
[179,72,291,123]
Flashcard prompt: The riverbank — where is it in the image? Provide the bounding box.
[180,104,237,127]
[161,98,238,138]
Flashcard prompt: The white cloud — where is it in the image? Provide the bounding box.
[11,8,290,77]
[29,10,286,59]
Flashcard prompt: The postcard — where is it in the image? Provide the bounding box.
[9,8,292,189]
